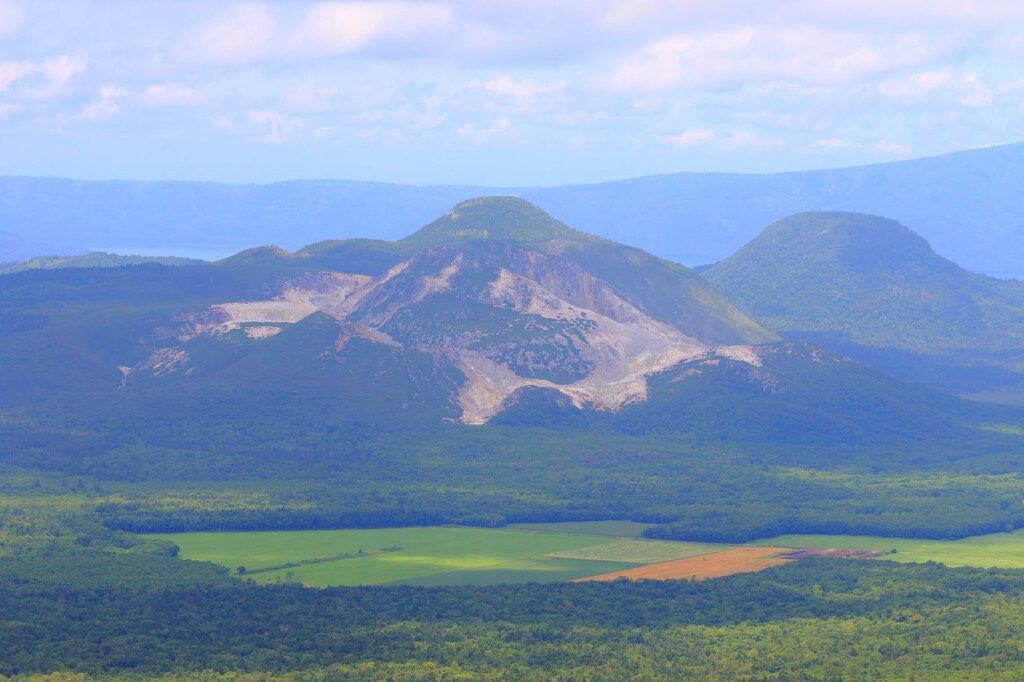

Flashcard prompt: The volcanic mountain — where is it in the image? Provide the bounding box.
[703,211,1024,395]
[0,197,775,425]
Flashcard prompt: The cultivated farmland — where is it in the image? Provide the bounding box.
[544,538,730,564]
[753,531,1024,569]
[575,547,791,582]
[149,526,637,586]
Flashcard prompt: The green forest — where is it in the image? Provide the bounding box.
[5,217,1024,679]
[7,522,1024,680]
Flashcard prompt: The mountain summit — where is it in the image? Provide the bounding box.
[398,196,595,252]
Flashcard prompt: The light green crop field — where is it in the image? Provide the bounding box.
[506,520,657,537]
[753,530,1024,568]
[393,557,639,586]
[147,526,623,586]
[544,538,731,563]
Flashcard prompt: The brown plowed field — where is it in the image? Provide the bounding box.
[573,546,791,582]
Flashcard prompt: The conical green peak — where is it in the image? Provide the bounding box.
[399,196,595,251]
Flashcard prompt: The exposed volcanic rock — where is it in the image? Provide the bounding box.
[122,197,777,422]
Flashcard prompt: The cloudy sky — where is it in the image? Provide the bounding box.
[2,0,1023,185]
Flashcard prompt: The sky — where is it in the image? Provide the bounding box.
[1,0,1023,186]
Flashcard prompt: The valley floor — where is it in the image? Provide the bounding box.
[147,522,1024,588]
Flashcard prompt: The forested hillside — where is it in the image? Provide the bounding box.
[704,211,1024,395]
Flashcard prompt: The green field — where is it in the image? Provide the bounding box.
[148,525,1024,585]
[506,520,658,537]
[544,538,732,563]
[148,526,645,586]
[754,530,1024,568]
[394,557,639,586]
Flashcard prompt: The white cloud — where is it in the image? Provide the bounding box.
[0,1,23,38]
[798,1,1024,28]
[281,83,399,115]
[139,84,206,107]
[662,128,715,148]
[179,2,454,64]
[3,0,1023,182]
[0,60,34,92]
[877,69,954,102]
[478,74,566,116]
[602,27,933,92]
[722,131,785,149]
[600,0,719,29]
[873,140,912,155]
[40,54,88,89]
[76,84,128,121]
[246,109,304,142]
[877,69,993,107]
[283,83,342,112]
[1,54,87,101]
[181,3,277,63]
[958,74,993,107]
[0,54,87,97]
[813,138,859,149]
[301,2,452,55]
[456,118,513,144]
[484,75,564,99]
[596,0,1024,33]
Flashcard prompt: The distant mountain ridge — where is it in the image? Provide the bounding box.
[2,142,1023,277]
[0,251,203,275]
[704,211,1024,395]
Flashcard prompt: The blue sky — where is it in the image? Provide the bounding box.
[2,0,1023,185]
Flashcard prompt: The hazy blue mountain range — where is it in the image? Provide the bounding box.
[703,211,1024,397]
[1,142,1022,277]
[0,252,203,275]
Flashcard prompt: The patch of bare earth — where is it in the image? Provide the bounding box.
[452,266,708,423]
[244,326,283,340]
[573,546,791,582]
